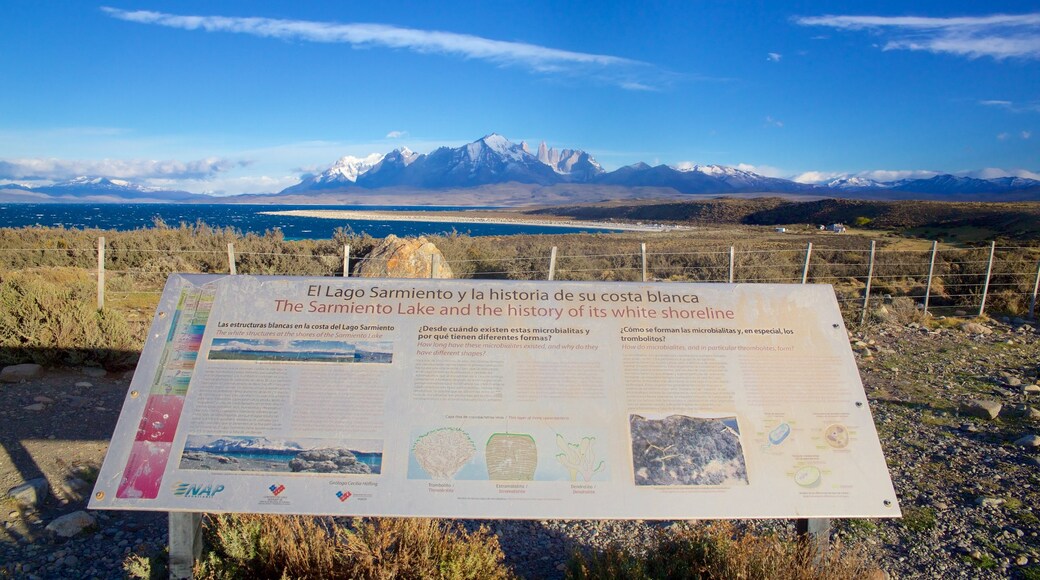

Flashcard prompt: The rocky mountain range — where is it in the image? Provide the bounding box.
[2,133,1038,203]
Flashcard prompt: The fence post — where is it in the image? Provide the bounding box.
[343,245,350,277]
[227,243,237,275]
[430,254,440,279]
[548,246,558,281]
[860,240,876,326]
[96,236,105,310]
[800,242,813,284]
[923,241,938,316]
[641,243,647,282]
[729,246,735,283]
[1030,258,1040,320]
[978,241,995,317]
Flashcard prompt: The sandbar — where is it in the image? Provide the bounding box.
[259,209,686,232]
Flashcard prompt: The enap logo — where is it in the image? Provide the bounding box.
[336,490,352,502]
[269,484,286,497]
[173,482,225,499]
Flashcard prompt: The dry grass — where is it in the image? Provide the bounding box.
[565,521,878,580]
[192,514,514,580]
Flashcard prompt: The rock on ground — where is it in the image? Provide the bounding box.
[0,363,42,383]
[8,478,49,508]
[356,235,454,278]
[45,511,95,538]
[959,399,1002,420]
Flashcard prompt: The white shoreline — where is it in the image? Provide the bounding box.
[259,209,686,232]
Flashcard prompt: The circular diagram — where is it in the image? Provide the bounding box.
[823,424,849,449]
[793,465,821,488]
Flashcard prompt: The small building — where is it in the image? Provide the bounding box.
[829,223,847,233]
[774,227,786,233]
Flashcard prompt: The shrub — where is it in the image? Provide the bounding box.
[193,514,513,579]
[0,268,139,368]
[565,521,875,580]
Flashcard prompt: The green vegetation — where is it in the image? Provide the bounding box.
[0,268,138,368]
[900,507,937,533]
[191,515,511,579]
[1,220,1038,368]
[565,521,874,580]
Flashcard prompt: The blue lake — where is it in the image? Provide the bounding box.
[0,203,620,239]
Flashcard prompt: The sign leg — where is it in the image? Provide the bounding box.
[795,517,830,563]
[169,512,203,580]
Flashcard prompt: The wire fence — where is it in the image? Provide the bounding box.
[2,237,1039,324]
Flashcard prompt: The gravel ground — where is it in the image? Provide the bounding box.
[1,316,1039,579]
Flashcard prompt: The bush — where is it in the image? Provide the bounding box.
[193,514,513,579]
[0,268,139,368]
[566,521,875,580]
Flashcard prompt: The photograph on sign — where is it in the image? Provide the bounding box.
[90,274,900,519]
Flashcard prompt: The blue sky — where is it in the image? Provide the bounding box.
[1,1,1038,194]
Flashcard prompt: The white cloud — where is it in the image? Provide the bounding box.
[767,52,782,62]
[795,12,1040,60]
[979,99,1040,113]
[966,167,1040,179]
[765,116,784,128]
[997,132,1010,140]
[102,7,667,89]
[385,130,408,139]
[980,99,1014,108]
[1023,130,1032,139]
[792,171,846,184]
[0,157,244,181]
[735,163,786,178]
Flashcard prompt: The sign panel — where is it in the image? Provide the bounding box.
[91,274,900,519]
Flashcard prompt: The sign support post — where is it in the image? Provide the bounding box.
[795,517,831,562]
[168,511,203,580]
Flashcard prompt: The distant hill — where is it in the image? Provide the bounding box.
[528,198,1040,241]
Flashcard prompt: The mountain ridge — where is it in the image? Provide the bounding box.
[2,133,1039,203]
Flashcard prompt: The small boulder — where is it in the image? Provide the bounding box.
[960,322,993,335]
[1014,434,1040,448]
[960,399,1002,420]
[976,497,1004,508]
[8,478,49,508]
[0,363,42,383]
[1001,404,1040,420]
[45,510,96,538]
[356,235,454,279]
[81,367,107,378]
[1024,385,1040,395]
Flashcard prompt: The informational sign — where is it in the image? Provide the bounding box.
[90,274,900,519]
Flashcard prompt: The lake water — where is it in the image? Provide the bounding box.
[0,203,619,239]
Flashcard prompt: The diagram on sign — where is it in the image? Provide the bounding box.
[411,427,477,480]
[823,424,849,449]
[629,414,749,486]
[555,434,605,482]
[486,433,538,480]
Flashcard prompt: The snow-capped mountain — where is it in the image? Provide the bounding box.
[278,134,809,194]
[826,174,1040,194]
[535,141,604,180]
[0,176,210,201]
[826,177,889,190]
[595,162,812,194]
[193,437,304,454]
